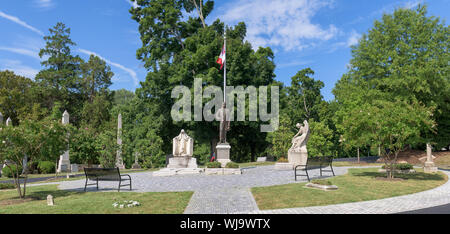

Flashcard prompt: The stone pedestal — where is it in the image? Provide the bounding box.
[274,162,294,170]
[57,151,70,173]
[288,151,308,167]
[132,163,141,169]
[424,161,438,173]
[216,143,231,167]
[167,157,198,168]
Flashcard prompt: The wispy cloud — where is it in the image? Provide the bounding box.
[0,11,44,36]
[0,47,41,60]
[78,49,139,86]
[346,30,361,47]
[220,0,338,51]
[34,0,55,9]
[0,59,39,79]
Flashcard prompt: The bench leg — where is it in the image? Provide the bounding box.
[84,178,88,192]
[96,179,99,190]
[305,169,310,182]
[118,180,121,192]
[129,180,132,191]
[331,165,335,176]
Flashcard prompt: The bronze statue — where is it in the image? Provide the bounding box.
[216,102,230,143]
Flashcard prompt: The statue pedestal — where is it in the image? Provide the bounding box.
[132,163,141,169]
[288,150,308,167]
[216,143,231,167]
[424,161,438,173]
[167,157,198,168]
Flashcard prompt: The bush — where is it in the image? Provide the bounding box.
[0,183,16,190]
[206,161,222,168]
[2,165,23,178]
[38,161,56,174]
[225,162,239,168]
[277,157,289,163]
[311,180,333,186]
[382,163,413,170]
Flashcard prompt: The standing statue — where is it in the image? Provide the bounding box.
[173,129,193,157]
[215,102,230,143]
[288,120,310,167]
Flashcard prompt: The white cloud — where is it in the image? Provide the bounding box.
[0,47,41,60]
[346,30,361,47]
[126,0,139,9]
[403,0,424,9]
[35,0,55,8]
[0,11,44,36]
[78,49,139,86]
[0,59,39,79]
[220,0,338,51]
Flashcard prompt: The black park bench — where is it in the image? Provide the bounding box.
[84,168,132,192]
[294,156,335,182]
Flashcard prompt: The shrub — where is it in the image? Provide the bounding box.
[206,161,221,168]
[2,165,23,178]
[0,183,16,190]
[311,180,332,186]
[38,161,56,174]
[277,157,289,163]
[225,162,239,168]
[382,163,413,170]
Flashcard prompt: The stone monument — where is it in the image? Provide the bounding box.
[57,111,70,172]
[275,120,310,170]
[0,112,3,125]
[132,152,141,169]
[168,130,197,168]
[116,113,125,169]
[215,102,232,167]
[153,130,203,176]
[6,117,12,126]
[424,143,438,173]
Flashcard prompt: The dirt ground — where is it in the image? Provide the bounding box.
[376,149,450,167]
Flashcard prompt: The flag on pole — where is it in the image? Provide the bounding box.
[216,44,225,70]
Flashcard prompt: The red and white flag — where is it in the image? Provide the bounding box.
[216,44,225,70]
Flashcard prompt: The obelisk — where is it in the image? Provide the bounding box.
[116,113,125,169]
[57,111,70,172]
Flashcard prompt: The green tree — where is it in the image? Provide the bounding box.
[307,120,334,157]
[266,113,293,160]
[36,22,84,125]
[0,119,68,198]
[70,127,99,165]
[80,55,114,103]
[343,5,449,148]
[95,128,118,168]
[0,71,41,125]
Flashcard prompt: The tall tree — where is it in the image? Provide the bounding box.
[341,5,449,147]
[36,22,83,125]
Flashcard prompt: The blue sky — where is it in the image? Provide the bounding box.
[0,0,448,101]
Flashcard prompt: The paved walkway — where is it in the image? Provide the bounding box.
[29,166,450,214]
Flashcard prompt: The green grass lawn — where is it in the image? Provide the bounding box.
[252,168,448,210]
[0,185,193,214]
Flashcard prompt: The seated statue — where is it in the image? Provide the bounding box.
[289,120,310,153]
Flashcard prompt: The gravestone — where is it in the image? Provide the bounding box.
[70,164,79,173]
[6,117,12,126]
[257,157,267,162]
[57,111,70,172]
[115,113,125,169]
[47,195,54,206]
[0,112,3,125]
[132,152,141,169]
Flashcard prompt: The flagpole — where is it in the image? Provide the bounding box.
[224,30,226,104]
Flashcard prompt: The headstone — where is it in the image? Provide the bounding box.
[424,143,438,173]
[0,112,3,124]
[116,114,125,169]
[70,164,79,173]
[57,111,70,172]
[257,157,267,162]
[6,117,12,126]
[132,152,141,169]
[47,195,54,206]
